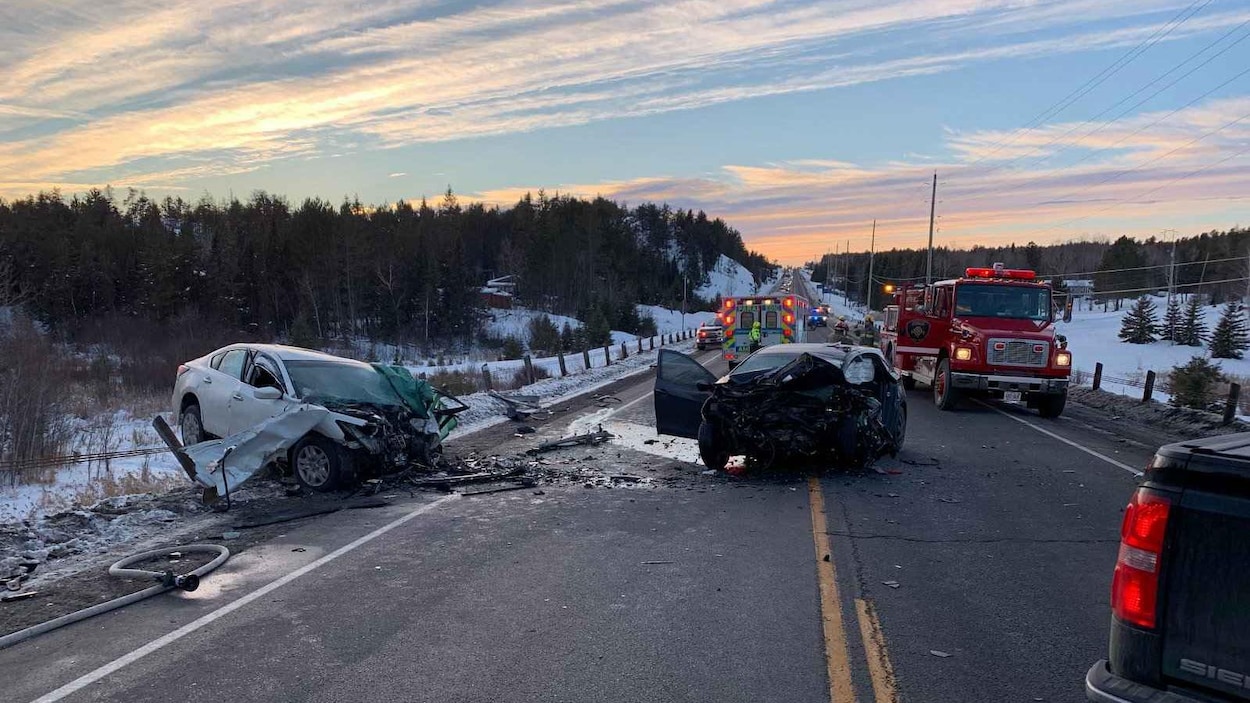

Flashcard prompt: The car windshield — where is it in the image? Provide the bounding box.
[730,350,804,378]
[285,360,405,407]
[955,283,1051,321]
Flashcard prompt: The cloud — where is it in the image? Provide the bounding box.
[470,97,1250,263]
[388,172,407,178]
[1,0,1243,193]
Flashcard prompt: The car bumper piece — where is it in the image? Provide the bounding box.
[1086,661,1204,703]
[950,372,1068,394]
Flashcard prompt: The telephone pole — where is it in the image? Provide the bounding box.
[867,220,876,311]
[926,171,937,285]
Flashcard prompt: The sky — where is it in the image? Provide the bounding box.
[1,0,1249,264]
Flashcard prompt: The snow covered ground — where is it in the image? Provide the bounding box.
[1057,298,1250,404]
[696,254,761,299]
[637,305,716,334]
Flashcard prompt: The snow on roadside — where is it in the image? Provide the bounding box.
[696,254,759,299]
[636,305,716,334]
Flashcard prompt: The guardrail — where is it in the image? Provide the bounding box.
[1088,361,1241,425]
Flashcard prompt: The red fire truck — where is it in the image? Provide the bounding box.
[879,264,1072,417]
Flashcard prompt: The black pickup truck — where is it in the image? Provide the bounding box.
[1087,433,1250,703]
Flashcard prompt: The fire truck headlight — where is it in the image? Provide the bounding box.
[954,346,973,361]
[1055,351,1072,367]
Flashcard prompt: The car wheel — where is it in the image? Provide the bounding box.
[934,358,960,410]
[893,404,907,454]
[697,421,730,473]
[180,404,206,446]
[1037,392,1066,418]
[291,435,345,492]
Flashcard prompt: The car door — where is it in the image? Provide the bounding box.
[653,349,717,440]
[226,352,296,435]
[199,348,249,437]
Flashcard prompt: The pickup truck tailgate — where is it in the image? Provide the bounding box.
[1159,435,1250,699]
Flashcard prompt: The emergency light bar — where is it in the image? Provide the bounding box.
[965,266,1036,280]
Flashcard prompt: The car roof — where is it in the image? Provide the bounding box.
[217,343,367,365]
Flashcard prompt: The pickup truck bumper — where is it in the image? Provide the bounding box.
[1086,661,1204,703]
[950,372,1068,395]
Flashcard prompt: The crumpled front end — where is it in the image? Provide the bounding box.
[705,353,900,468]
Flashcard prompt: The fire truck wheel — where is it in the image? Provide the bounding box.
[698,421,730,473]
[933,358,960,410]
[1037,392,1066,418]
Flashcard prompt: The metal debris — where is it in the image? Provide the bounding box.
[528,427,614,454]
[1,591,37,603]
[490,392,551,421]
[883,580,900,589]
[930,650,952,658]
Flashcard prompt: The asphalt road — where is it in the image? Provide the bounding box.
[2,292,1156,702]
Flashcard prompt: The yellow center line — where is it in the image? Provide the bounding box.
[808,476,857,703]
[855,598,899,703]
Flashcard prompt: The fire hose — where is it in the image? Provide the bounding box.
[0,544,230,651]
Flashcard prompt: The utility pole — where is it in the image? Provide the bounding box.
[867,220,876,311]
[844,240,850,303]
[926,171,937,285]
[682,275,687,333]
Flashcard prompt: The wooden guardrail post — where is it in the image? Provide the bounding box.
[557,351,568,377]
[481,364,492,391]
[523,354,535,384]
[583,348,592,370]
[1092,362,1103,391]
[649,336,654,351]
[1225,383,1241,425]
[603,345,611,366]
[1143,370,1156,403]
[620,341,629,359]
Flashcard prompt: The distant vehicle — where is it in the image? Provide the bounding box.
[1086,433,1250,703]
[879,263,1071,418]
[717,294,810,367]
[809,308,828,327]
[696,322,725,350]
[652,344,905,471]
[172,344,465,491]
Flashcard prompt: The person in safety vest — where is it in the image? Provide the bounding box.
[749,320,762,351]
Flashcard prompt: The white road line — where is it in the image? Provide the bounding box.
[30,494,460,703]
[977,401,1144,477]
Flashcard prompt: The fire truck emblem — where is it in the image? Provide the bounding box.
[905,320,930,341]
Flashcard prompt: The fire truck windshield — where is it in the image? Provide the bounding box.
[954,283,1051,321]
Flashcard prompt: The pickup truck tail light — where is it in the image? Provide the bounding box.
[1112,489,1170,629]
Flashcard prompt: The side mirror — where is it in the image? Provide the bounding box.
[253,386,283,400]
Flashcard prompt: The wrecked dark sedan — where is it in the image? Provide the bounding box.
[172,344,465,491]
[654,343,906,471]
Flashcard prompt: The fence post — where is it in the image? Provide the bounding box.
[1143,370,1156,403]
[1092,362,1103,391]
[1225,383,1241,425]
[603,345,611,366]
[637,337,643,353]
[480,364,492,391]
[557,351,568,377]
[649,336,654,351]
[523,354,534,384]
[583,348,592,369]
[620,341,629,359]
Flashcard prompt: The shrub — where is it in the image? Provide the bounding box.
[527,314,561,355]
[500,335,525,361]
[0,314,73,487]
[425,369,480,396]
[1169,356,1224,411]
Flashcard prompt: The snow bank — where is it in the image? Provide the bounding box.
[483,307,583,341]
[696,254,758,299]
[637,305,717,334]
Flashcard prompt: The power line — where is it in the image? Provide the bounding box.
[959,0,1212,169]
[961,15,1249,190]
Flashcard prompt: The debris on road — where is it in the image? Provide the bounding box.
[1,590,38,603]
[490,392,552,421]
[528,427,615,454]
[882,580,900,589]
[930,650,952,658]
[641,560,675,565]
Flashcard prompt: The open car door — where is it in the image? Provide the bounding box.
[654,349,716,440]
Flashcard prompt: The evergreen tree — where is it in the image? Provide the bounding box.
[1161,296,1182,341]
[1210,303,1249,359]
[1177,297,1207,347]
[1118,297,1159,344]
[1169,356,1224,410]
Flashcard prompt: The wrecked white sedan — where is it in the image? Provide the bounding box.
[172,344,465,491]
[654,344,906,471]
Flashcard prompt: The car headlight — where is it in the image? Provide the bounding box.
[1055,351,1072,367]
[954,346,973,361]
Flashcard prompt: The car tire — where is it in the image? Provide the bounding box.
[1037,392,1066,418]
[291,435,346,492]
[698,421,730,473]
[180,403,206,446]
[893,405,907,454]
[934,358,960,411]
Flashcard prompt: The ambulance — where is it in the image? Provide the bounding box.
[719,294,810,368]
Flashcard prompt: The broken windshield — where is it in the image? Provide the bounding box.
[285,361,406,407]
